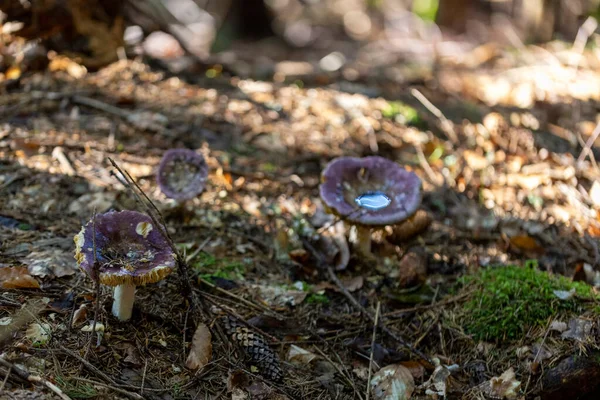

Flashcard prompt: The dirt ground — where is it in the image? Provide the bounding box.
[4,22,600,400]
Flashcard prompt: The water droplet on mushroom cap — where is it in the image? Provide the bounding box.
[355,192,391,211]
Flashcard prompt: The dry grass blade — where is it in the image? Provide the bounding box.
[185,323,213,370]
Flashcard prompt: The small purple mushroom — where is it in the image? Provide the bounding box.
[74,210,176,321]
[156,149,208,201]
[319,156,422,255]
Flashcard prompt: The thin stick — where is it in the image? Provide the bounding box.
[0,358,72,400]
[301,236,433,365]
[108,158,195,306]
[415,145,444,186]
[141,359,148,395]
[71,377,143,400]
[411,88,458,143]
[81,209,101,372]
[577,121,600,165]
[0,362,11,392]
[313,346,363,400]
[366,302,381,400]
[326,265,432,364]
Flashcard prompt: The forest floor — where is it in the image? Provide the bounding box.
[3,28,600,400]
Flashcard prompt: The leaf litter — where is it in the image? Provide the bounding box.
[4,5,600,399]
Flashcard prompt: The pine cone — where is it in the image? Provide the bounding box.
[221,315,283,382]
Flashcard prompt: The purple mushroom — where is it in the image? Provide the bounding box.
[319,156,422,255]
[74,210,176,321]
[156,149,208,201]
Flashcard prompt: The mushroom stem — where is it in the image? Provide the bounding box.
[112,284,136,321]
[354,225,372,255]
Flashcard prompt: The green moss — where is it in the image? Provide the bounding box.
[381,101,424,128]
[194,252,246,282]
[306,293,330,304]
[461,264,595,342]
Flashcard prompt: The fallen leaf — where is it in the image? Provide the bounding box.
[549,320,567,333]
[124,344,143,366]
[488,368,521,399]
[26,323,51,346]
[81,322,105,333]
[561,318,593,342]
[68,192,116,214]
[24,249,77,278]
[399,361,426,380]
[232,387,248,400]
[422,363,453,397]
[287,345,318,364]
[252,284,307,307]
[71,304,88,327]
[370,364,415,400]
[553,288,576,300]
[341,276,364,292]
[0,266,40,289]
[509,235,544,253]
[185,323,212,370]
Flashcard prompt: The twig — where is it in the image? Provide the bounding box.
[365,301,380,400]
[107,158,197,313]
[71,377,143,400]
[198,278,273,314]
[313,346,363,400]
[571,16,598,71]
[0,362,11,391]
[524,319,552,395]
[326,264,433,365]
[577,121,600,165]
[415,145,444,186]
[0,357,72,400]
[411,88,458,143]
[141,359,148,395]
[383,290,473,317]
[72,95,129,119]
[59,346,117,386]
[81,208,101,372]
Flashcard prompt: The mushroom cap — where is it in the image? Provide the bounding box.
[156,149,208,200]
[319,156,422,226]
[74,210,176,286]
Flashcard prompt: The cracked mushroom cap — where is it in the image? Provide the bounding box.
[156,149,208,200]
[74,210,176,286]
[319,156,422,226]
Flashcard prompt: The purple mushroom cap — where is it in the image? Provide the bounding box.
[156,149,208,200]
[319,156,422,226]
[74,210,176,286]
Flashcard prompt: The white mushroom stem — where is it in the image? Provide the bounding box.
[353,225,372,255]
[112,284,136,321]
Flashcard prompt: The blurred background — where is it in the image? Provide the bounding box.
[2,0,600,74]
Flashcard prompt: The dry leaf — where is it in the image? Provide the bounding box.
[71,304,88,327]
[509,235,544,253]
[561,318,593,342]
[0,266,40,289]
[185,323,212,370]
[341,276,364,292]
[287,345,318,364]
[24,249,77,278]
[26,322,51,346]
[370,364,415,400]
[488,368,521,399]
[399,361,426,380]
